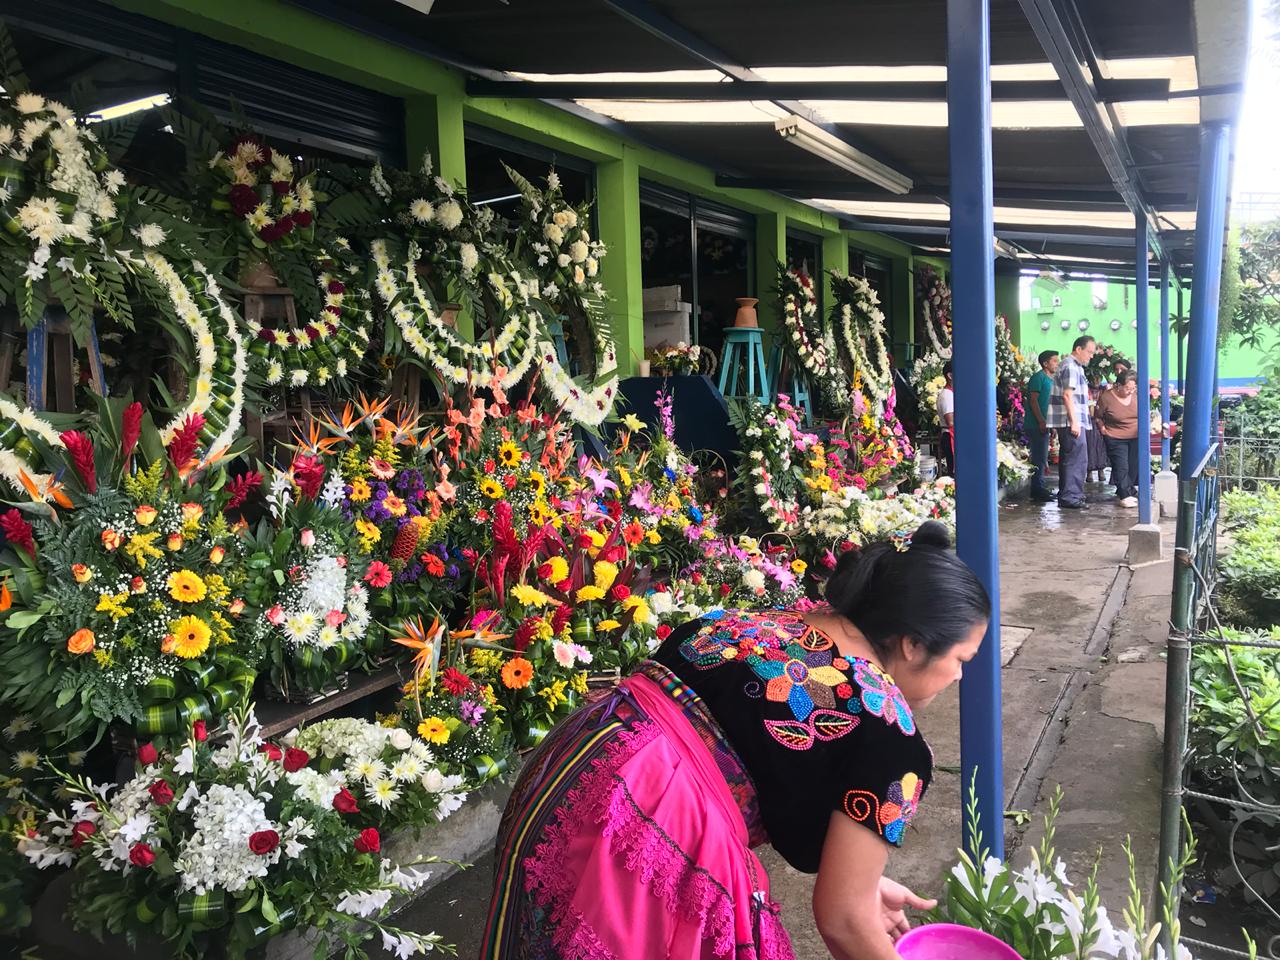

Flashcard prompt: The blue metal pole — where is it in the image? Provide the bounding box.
[948,0,1003,860]
[1135,216,1152,523]
[1160,260,1171,464]
[1182,122,1233,480]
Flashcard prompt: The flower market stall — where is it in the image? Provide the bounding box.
[0,36,977,958]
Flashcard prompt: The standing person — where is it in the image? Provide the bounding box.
[1047,335,1097,509]
[1096,369,1140,506]
[1024,350,1059,502]
[482,521,991,960]
[936,361,955,476]
[1086,380,1109,483]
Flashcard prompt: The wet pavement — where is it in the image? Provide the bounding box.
[378,484,1175,958]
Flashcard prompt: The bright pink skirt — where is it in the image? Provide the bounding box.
[481,663,794,960]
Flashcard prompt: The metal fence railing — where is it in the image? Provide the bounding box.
[1158,442,1280,958]
[1219,428,1280,491]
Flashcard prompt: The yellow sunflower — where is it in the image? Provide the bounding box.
[169,615,212,659]
[479,477,504,500]
[498,441,522,469]
[167,570,207,604]
[526,471,546,496]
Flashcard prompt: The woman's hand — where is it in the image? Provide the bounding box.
[878,876,937,941]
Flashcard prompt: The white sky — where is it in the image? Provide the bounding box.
[1232,1,1280,217]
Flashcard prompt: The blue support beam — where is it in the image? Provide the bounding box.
[948,0,1004,860]
[1160,260,1172,464]
[1181,122,1233,479]
[1136,216,1152,523]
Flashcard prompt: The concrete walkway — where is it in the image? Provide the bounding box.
[382,488,1176,958]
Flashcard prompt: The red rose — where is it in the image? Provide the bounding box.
[192,720,207,742]
[328,280,345,295]
[148,779,175,806]
[656,624,673,641]
[354,827,380,854]
[276,213,295,235]
[475,509,490,524]
[720,583,732,597]
[228,183,258,217]
[333,787,359,814]
[248,829,280,856]
[575,534,594,549]
[601,545,626,563]
[610,584,631,602]
[294,210,314,228]
[484,459,496,473]
[502,474,518,490]
[282,747,310,773]
[272,180,290,194]
[137,742,158,766]
[129,842,156,868]
[71,820,96,848]
[691,572,704,586]
[259,743,283,762]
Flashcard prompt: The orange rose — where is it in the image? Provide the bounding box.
[134,505,157,526]
[129,576,146,594]
[71,563,93,584]
[181,503,203,524]
[101,529,123,551]
[167,534,184,552]
[228,598,245,616]
[160,634,177,655]
[208,546,225,565]
[67,628,95,655]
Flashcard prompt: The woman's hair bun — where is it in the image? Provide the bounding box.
[911,520,952,550]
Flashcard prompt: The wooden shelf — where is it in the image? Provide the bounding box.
[257,663,407,739]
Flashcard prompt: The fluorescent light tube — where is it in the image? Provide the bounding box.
[774,114,912,194]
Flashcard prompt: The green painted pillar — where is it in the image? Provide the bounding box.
[893,254,915,355]
[822,233,848,308]
[405,94,467,185]
[597,151,644,376]
[756,211,787,356]
[994,262,1022,342]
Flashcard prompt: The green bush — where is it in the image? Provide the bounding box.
[1219,489,1280,628]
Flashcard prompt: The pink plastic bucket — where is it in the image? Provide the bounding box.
[896,923,1024,960]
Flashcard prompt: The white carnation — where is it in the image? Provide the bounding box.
[544,222,564,245]
[569,240,589,263]
[436,199,463,230]
[459,242,479,273]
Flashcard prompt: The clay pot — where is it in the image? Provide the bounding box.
[733,297,759,328]
[439,303,462,330]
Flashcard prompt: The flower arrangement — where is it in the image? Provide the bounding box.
[647,342,703,376]
[932,778,1201,960]
[1087,343,1132,385]
[0,400,257,742]
[830,272,894,407]
[917,265,953,359]
[22,708,455,959]
[776,264,849,413]
[911,351,949,433]
[996,440,1033,486]
[244,457,372,699]
[504,165,620,428]
[731,398,805,529]
[205,132,319,256]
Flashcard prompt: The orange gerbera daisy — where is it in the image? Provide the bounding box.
[501,656,534,690]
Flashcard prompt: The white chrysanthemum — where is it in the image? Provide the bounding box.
[436,199,463,230]
[741,569,767,593]
[132,223,166,248]
[12,750,39,771]
[366,778,401,809]
[409,198,434,224]
[283,611,318,644]
[15,93,45,115]
[557,253,571,268]
[346,755,386,784]
[265,361,284,385]
[289,369,309,388]
[543,222,564,245]
[0,125,13,148]
[390,756,422,782]
[586,257,598,277]
[569,240,589,263]
[2,714,33,739]
[459,242,479,273]
[103,169,126,195]
[315,625,339,649]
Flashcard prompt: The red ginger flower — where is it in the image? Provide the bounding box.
[551,603,573,634]
[59,430,97,494]
[511,619,536,654]
[120,402,142,465]
[388,521,421,573]
[291,455,325,500]
[166,413,206,473]
[1,509,35,558]
[226,471,263,510]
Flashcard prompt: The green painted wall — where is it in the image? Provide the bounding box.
[1018,276,1264,386]
[113,0,922,377]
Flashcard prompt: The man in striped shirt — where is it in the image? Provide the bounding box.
[1046,335,1097,509]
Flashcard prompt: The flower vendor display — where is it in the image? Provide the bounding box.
[504,165,620,428]
[22,707,458,959]
[1087,343,1132,385]
[996,440,1033,486]
[243,455,373,700]
[0,399,257,743]
[932,778,1204,960]
[775,263,849,414]
[830,271,895,412]
[916,264,953,360]
[646,341,704,376]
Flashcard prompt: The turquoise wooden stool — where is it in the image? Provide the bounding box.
[717,327,770,404]
[766,344,813,423]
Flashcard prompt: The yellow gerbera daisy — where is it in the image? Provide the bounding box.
[479,477,504,500]
[349,477,372,502]
[169,615,212,659]
[167,570,207,604]
[417,716,450,745]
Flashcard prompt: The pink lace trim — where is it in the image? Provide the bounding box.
[522,720,792,960]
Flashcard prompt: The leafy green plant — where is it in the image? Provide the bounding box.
[1218,490,1280,627]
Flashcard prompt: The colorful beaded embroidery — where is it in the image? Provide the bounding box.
[843,772,924,845]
